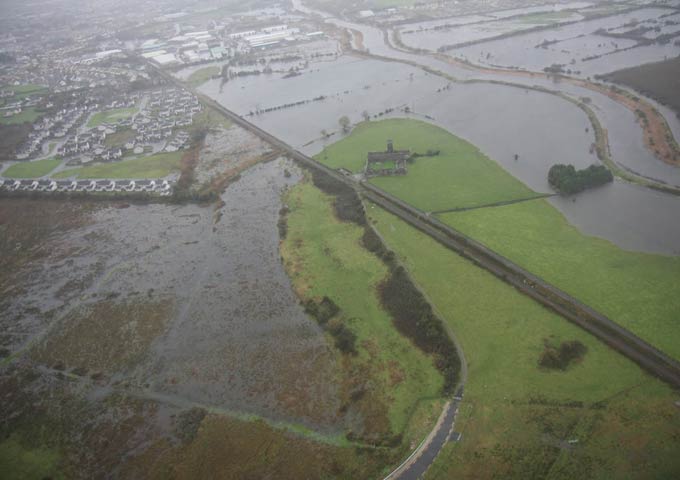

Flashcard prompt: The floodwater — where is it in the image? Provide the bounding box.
[1,159,343,430]
[452,7,680,75]
[399,11,584,51]
[550,181,680,255]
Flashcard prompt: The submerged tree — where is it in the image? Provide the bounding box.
[339,115,351,134]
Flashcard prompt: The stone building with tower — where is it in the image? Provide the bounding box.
[365,140,410,177]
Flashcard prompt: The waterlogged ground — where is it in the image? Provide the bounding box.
[0,157,392,477]
[450,7,680,76]
[2,158,344,426]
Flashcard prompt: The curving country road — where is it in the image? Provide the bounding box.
[384,386,464,480]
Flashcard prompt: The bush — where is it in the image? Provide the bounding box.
[175,407,207,444]
[539,340,587,370]
[277,206,289,239]
[304,296,340,325]
[327,319,358,355]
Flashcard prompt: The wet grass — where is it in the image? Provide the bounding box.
[31,299,173,374]
[281,180,445,443]
[316,119,534,211]
[53,151,182,179]
[87,107,137,128]
[128,414,396,479]
[3,157,62,178]
[0,435,64,480]
[439,199,680,361]
[368,204,680,479]
[104,128,136,148]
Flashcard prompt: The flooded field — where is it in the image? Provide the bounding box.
[451,7,680,75]
[0,157,347,449]
[199,54,446,149]
[400,9,584,51]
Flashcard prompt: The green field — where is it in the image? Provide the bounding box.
[87,107,137,128]
[53,152,182,179]
[0,84,48,105]
[440,199,680,361]
[5,85,47,95]
[186,66,220,87]
[281,181,445,441]
[316,119,535,212]
[368,204,680,479]
[104,128,136,148]
[0,107,42,125]
[3,158,61,178]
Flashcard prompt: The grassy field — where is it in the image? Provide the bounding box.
[281,180,445,442]
[4,85,47,95]
[0,85,48,105]
[104,128,136,148]
[53,151,182,179]
[187,66,220,87]
[316,119,535,212]
[368,204,680,479]
[0,107,42,125]
[87,107,137,128]
[3,158,61,178]
[439,199,680,361]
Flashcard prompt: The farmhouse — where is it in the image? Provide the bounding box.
[365,140,409,177]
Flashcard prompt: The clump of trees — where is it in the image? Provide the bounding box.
[539,340,587,370]
[548,163,613,194]
[379,266,460,394]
